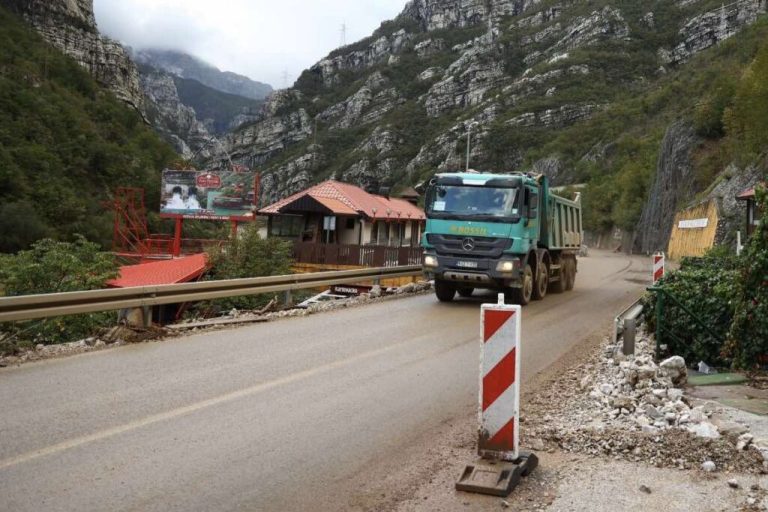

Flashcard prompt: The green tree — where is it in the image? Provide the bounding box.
[725,44,768,157]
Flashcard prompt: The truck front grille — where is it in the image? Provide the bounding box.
[427,234,513,258]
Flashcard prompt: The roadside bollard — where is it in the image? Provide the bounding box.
[652,252,665,285]
[456,294,538,497]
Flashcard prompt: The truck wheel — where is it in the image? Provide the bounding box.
[565,258,576,291]
[532,262,548,301]
[549,262,566,294]
[435,279,457,302]
[457,287,474,298]
[510,263,533,306]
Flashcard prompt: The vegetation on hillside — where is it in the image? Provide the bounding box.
[0,6,176,254]
[261,3,768,236]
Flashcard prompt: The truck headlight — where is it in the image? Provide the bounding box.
[424,255,438,268]
[496,260,516,272]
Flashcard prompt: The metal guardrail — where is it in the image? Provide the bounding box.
[612,297,645,355]
[0,266,423,323]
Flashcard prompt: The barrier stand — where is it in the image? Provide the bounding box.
[652,252,665,285]
[456,294,538,497]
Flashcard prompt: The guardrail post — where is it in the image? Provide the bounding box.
[655,291,664,361]
[284,290,293,306]
[623,317,636,356]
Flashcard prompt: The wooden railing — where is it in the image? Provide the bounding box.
[292,242,423,268]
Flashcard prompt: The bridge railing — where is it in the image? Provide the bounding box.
[0,266,423,323]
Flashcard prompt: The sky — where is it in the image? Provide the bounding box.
[93,0,408,88]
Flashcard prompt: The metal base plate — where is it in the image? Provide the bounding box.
[455,451,538,497]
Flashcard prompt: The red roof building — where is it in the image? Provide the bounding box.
[259,180,425,247]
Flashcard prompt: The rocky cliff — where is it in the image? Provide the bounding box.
[1,0,144,112]
[133,49,273,101]
[215,0,767,216]
[140,68,215,160]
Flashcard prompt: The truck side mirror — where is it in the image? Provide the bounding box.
[528,191,539,219]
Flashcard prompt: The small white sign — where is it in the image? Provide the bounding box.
[433,201,447,212]
[678,218,708,229]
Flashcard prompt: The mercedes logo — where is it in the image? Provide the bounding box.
[462,238,476,251]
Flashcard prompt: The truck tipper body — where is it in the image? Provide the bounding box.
[422,172,583,304]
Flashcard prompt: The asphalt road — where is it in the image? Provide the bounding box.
[0,251,649,512]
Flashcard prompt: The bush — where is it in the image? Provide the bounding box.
[0,237,118,354]
[726,187,768,369]
[203,225,293,312]
[644,250,740,366]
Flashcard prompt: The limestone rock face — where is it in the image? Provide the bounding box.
[634,122,700,254]
[140,70,214,160]
[5,0,144,112]
[661,0,767,65]
[402,0,541,31]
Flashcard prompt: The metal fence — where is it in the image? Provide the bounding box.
[292,243,423,267]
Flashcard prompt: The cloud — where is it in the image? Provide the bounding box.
[93,0,408,87]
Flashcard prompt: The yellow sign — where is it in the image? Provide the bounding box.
[449,225,488,236]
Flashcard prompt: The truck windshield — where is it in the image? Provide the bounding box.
[426,185,520,222]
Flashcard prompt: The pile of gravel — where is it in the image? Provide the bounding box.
[524,330,768,474]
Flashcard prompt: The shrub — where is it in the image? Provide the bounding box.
[726,187,768,369]
[644,250,740,366]
[203,224,293,312]
[0,237,118,354]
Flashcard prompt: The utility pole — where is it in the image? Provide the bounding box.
[281,70,290,89]
[466,121,479,171]
[340,23,347,47]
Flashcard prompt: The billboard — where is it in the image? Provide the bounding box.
[160,169,258,221]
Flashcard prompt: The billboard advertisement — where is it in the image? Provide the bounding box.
[160,169,258,221]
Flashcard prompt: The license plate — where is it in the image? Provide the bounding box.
[457,261,478,269]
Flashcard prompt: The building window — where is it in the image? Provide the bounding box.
[346,217,355,230]
[272,215,304,237]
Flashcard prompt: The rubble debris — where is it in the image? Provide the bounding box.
[523,328,765,474]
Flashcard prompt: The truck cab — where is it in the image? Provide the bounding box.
[422,171,582,304]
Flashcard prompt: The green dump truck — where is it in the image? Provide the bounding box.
[422,172,583,304]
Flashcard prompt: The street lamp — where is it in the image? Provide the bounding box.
[465,121,480,171]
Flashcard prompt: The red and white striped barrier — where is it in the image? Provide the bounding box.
[456,295,536,497]
[479,298,521,461]
[652,252,665,285]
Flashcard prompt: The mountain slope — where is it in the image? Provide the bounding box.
[173,76,264,134]
[0,5,176,253]
[217,0,767,248]
[133,49,273,101]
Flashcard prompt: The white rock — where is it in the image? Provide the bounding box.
[652,389,667,398]
[660,356,686,370]
[644,405,663,419]
[688,421,720,439]
[667,388,684,401]
[702,460,716,472]
[727,478,739,489]
[690,407,706,424]
[579,375,591,390]
[600,383,614,395]
[665,412,677,422]
[737,433,754,451]
[642,425,660,434]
